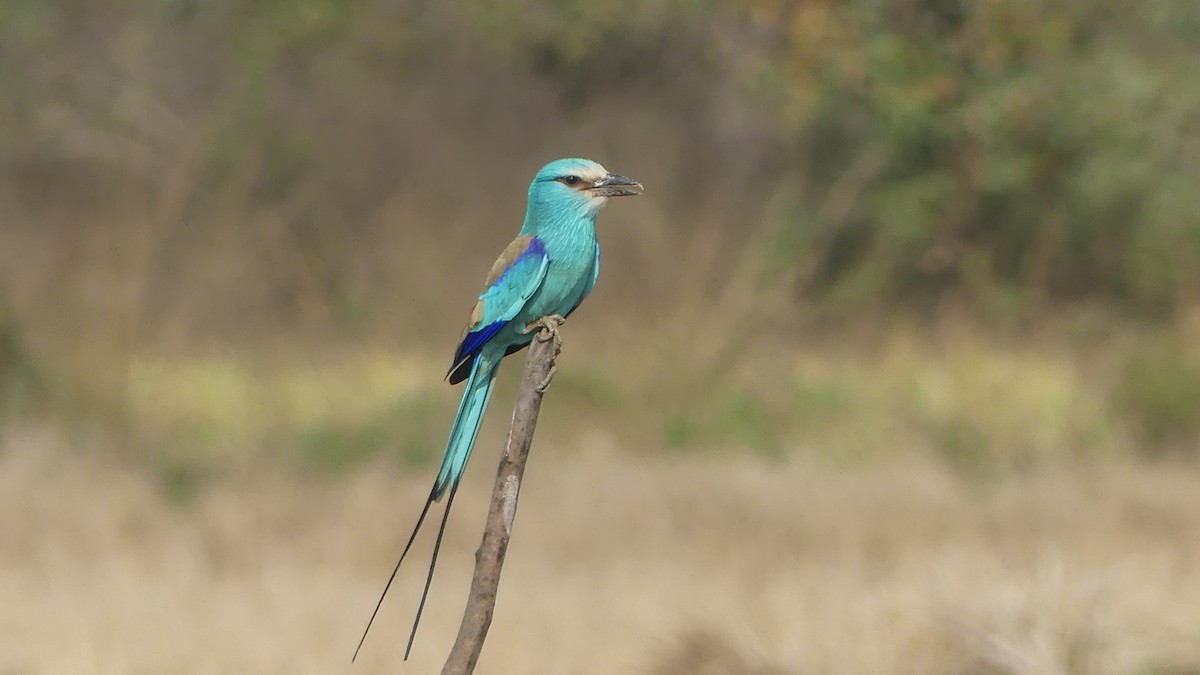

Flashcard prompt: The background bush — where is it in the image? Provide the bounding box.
[2,0,1199,465]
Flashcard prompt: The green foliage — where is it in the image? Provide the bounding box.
[793,379,855,422]
[552,367,623,410]
[6,0,1200,320]
[661,414,697,449]
[714,392,778,456]
[0,305,46,415]
[1114,336,1200,455]
[661,390,780,456]
[5,0,1200,471]
[750,0,1200,315]
[150,453,213,506]
[295,392,443,471]
[930,417,994,477]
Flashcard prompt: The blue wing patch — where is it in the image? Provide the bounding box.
[446,235,550,384]
[450,320,505,374]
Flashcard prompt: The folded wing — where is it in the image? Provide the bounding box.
[447,235,549,384]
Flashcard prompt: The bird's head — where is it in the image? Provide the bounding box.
[526,158,643,221]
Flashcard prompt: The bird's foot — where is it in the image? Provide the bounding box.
[523,314,565,341]
[525,315,565,393]
[536,363,558,394]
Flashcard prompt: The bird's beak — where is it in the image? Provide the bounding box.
[587,173,643,197]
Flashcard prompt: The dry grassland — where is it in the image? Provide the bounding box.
[2,427,1198,675]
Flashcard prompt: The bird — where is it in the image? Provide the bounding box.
[354,158,642,661]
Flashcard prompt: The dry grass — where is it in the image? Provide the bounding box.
[2,426,1198,675]
[6,10,1200,673]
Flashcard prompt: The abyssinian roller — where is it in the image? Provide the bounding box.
[354,158,642,660]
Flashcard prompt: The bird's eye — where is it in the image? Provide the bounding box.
[562,175,580,186]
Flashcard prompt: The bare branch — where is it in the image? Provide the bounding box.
[440,321,561,675]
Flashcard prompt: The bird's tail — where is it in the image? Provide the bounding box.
[432,353,499,501]
[352,352,500,662]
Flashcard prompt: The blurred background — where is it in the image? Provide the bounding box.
[3,1,1200,673]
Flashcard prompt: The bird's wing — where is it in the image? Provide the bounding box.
[446,235,549,383]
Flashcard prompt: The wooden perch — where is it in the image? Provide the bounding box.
[440,321,561,675]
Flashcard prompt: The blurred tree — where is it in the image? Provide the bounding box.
[748,0,1200,316]
[2,0,1199,348]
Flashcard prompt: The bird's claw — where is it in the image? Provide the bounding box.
[525,315,564,392]
[524,314,565,342]
[535,363,558,394]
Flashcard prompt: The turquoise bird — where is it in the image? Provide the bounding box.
[354,158,642,660]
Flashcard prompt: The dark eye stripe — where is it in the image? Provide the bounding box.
[558,175,582,186]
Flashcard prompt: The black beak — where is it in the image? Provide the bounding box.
[588,173,643,197]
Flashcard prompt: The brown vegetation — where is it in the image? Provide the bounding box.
[3,431,1199,674]
[4,2,1200,672]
